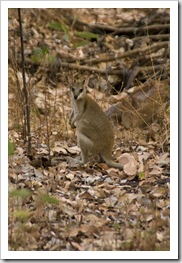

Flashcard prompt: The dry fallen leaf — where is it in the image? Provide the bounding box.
[156,231,164,242]
[79,191,95,200]
[65,173,75,180]
[124,162,137,176]
[67,146,81,154]
[51,146,67,154]
[117,153,138,176]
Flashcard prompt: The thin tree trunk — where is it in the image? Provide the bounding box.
[18,8,31,155]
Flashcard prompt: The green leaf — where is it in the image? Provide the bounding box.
[63,33,69,43]
[42,46,49,56]
[13,209,30,222]
[47,22,68,33]
[33,48,43,56]
[47,22,63,30]
[112,222,121,230]
[31,54,40,63]
[61,23,69,34]
[48,55,55,64]
[9,188,31,198]
[8,140,15,156]
[73,40,90,48]
[40,194,59,205]
[31,47,49,63]
[75,31,99,40]
[138,172,145,179]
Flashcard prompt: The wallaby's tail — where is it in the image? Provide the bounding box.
[102,157,123,170]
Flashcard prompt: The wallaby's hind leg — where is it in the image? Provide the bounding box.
[77,133,93,164]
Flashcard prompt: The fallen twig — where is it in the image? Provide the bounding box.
[82,41,169,64]
[59,61,168,76]
[132,34,170,42]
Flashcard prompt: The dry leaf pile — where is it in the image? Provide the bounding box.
[8,8,170,251]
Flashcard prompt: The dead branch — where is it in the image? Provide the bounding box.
[70,16,169,35]
[82,41,169,64]
[60,62,118,74]
[55,41,169,65]
[124,64,169,90]
[93,23,170,34]
[132,34,170,42]
[60,61,168,76]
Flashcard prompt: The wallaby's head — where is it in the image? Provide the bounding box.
[71,84,87,101]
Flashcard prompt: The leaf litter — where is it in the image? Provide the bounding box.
[8,8,170,251]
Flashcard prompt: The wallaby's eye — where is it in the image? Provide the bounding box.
[80,88,83,93]
[71,87,74,92]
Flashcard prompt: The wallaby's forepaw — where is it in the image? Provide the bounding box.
[69,120,76,129]
[71,123,76,129]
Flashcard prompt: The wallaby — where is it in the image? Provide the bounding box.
[69,83,123,170]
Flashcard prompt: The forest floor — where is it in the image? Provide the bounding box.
[8,8,170,251]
